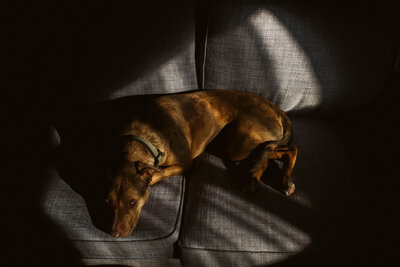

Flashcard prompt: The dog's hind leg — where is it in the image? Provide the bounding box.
[273,146,298,196]
[280,147,298,192]
[246,144,298,196]
[243,154,269,195]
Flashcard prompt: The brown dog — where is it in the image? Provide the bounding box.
[105,89,298,238]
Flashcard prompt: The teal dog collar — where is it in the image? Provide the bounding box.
[123,135,164,166]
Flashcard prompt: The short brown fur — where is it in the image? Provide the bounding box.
[105,90,298,237]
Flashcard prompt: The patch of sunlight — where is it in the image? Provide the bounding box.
[250,9,323,112]
[109,41,195,99]
[204,180,312,256]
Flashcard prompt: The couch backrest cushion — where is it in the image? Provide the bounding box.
[200,1,398,115]
[37,1,197,106]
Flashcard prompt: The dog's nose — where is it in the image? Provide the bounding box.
[111,230,121,238]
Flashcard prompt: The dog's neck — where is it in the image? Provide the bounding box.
[119,120,167,166]
[123,135,164,166]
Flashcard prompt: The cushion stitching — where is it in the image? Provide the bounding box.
[59,176,185,243]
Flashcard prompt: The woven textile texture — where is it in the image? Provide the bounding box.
[201,2,397,114]
[40,166,185,258]
[180,117,374,265]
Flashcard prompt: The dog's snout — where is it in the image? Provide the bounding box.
[111,223,129,238]
[111,230,121,238]
[111,223,124,238]
[112,227,131,238]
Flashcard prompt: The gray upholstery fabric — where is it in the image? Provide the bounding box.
[200,2,398,114]
[35,2,196,261]
[40,166,185,258]
[180,249,296,267]
[180,117,372,266]
[82,258,182,266]
[42,2,198,106]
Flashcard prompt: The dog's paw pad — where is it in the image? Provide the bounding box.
[283,182,295,197]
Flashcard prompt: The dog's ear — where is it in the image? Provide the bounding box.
[135,161,163,184]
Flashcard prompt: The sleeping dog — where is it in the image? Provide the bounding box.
[104,90,297,238]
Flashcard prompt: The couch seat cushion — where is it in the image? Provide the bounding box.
[179,117,374,265]
[40,166,185,259]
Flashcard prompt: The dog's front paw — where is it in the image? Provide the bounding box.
[282,182,295,197]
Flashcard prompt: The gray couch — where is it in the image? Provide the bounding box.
[8,0,399,266]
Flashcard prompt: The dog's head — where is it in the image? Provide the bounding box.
[105,161,162,238]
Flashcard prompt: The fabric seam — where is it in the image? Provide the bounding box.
[60,175,186,243]
[201,5,211,90]
[180,246,301,254]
